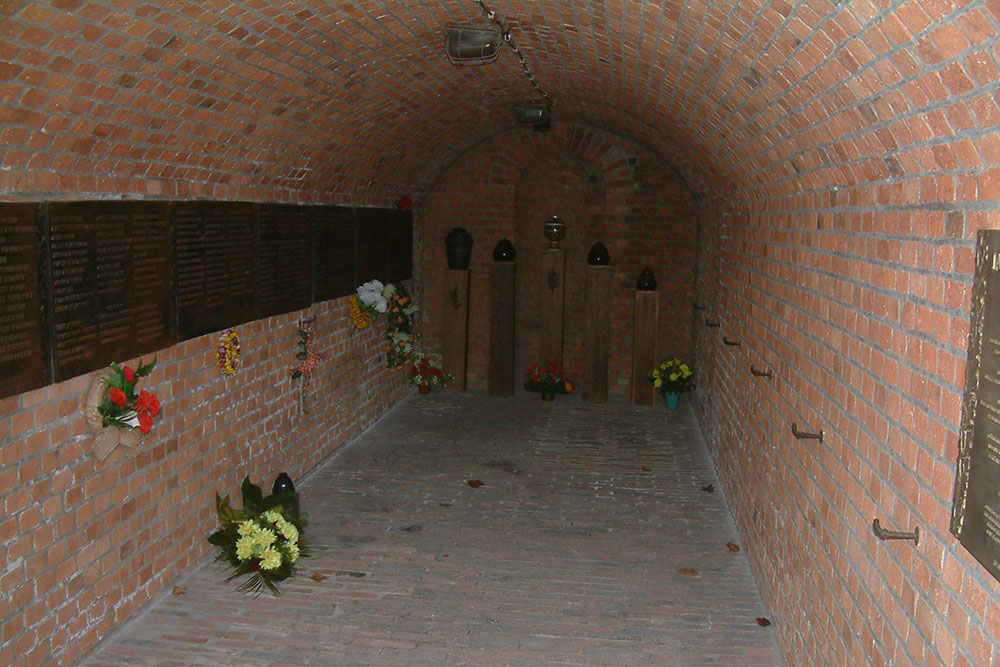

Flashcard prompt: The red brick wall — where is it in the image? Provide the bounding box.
[1,0,999,664]
[693,190,1000,664]
[417,124,699,397]
[0,296,407,665]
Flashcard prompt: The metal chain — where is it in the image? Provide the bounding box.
[473,0,554,106]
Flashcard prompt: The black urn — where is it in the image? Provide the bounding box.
[272,472,300,518]
[587,242,611,266]
[637,267,657,290]
[445,227,474,270]
[493,238,516,262]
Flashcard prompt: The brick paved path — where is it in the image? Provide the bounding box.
[83,392,784,666]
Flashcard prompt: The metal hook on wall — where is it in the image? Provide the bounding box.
[705,318,720,328]
[449,288,461,310]
[791,423,823,442]
[872,518,919,545]
[693,302,706,311]
[750,365,772,378]
[723,337,741,346]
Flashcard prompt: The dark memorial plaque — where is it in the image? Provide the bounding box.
[312,205,355,302]
[258,204,311,319]
[175,202,256,339]
[355,207,389,284]
[387,208,413,283]
[0,203,46,397]
[952,229,1000,584]
[49,202,173,381]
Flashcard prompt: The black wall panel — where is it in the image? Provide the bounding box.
[0,199,413,399]
[48,201,174,381]
[174,202,257,339]
[258,204,312,319]
[312,205,355,302]
[0,203,46,396]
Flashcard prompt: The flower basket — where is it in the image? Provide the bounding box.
[409,356,452,392]
[524,361,573,399]
[207,476,307,596]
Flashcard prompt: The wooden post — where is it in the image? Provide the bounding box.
[489,261,516,396]
[632,290,659,405]
[540,249,565,366]
[442,269,470,392]
[584,265,612,402]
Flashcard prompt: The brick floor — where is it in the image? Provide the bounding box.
[81,391,784,666]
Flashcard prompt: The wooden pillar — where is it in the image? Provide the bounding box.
[442,269,470,392]
[489,261,516,396]
[540,249,565,366]
[584,265,612,402]
[632,290,659,405]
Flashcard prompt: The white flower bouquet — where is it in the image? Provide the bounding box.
[356,279,387,316]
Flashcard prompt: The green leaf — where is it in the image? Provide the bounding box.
[261,491,295,512]
[241,476,263,512]
[216,493,234,522]
[136,355,157,377]
[207,529,229,546]
[106,369,126,390]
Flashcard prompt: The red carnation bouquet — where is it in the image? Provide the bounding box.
[97,357,160,434]
[408,356,453,390]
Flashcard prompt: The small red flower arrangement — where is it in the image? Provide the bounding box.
[97,357,160,434]
[409,356,453,392]
[524,361,573,396]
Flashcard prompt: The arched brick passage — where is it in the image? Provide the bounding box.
[420,123,698,396]
[0,1,998,665]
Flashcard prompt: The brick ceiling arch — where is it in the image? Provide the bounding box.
[1,1,997,205]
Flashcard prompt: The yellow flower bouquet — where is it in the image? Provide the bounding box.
[649,358,695,395]
[208,477,307,596]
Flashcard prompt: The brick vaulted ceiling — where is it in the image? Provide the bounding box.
[0,0,997,206]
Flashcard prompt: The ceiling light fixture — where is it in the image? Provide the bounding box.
[444,24,501,64]
[514,103,550,130]
[466,0,556,111]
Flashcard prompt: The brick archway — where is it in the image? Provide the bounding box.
[420,124,698,396]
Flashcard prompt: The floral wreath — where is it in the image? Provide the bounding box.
[349,279,387,329]
[217,329,241,375]
[84,357,160,460]
[347,280,419,369]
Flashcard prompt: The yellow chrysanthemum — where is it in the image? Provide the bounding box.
[669,373,679,382]
[285,542,300,563]
[280,522,298,542]
[255,527,276,548]
[237,520,258,537]
[235,535,256,560]
[654,378,662,388]
[262,510,283,524]
[260,547,282,571]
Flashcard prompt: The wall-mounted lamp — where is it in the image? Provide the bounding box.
[444,25,501,64]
